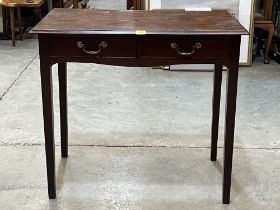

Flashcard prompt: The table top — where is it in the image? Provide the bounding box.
[31,9,248,36]
[0,0,43,7]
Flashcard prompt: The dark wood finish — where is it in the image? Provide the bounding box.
[134,0,141,10]
[255,21,275,64]
[211,64,222,161]
[0,7,10,39]
[254,0,274,64]
[58,0,63,8]
[142,38,228,58]
[16,7,22,41]
[39,35,56,199]
[255,0,273,21]
[223,37,241,204]
[31,9,247,204]
[127,0,141,10]
[127,0,132,9]
[9,7,15,46]
[50,37,137,57]
[58,62,68,158]
[31,9,247,35]
[73,0,78,8]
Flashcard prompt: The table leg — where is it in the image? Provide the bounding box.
[222,61,239,204]
[40,58,56,199]
[58,63,68,158]
[9,7,15,47]
[16,7,23,41]
[210,64,222,161]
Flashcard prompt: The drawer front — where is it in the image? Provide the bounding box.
[50,38,137,58]
[142,39,229,58]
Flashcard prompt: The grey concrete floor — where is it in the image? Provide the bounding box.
[0,38,280,209]
[89,0,126,10]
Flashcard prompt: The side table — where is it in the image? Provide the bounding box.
[0,0,43,46]
[31,9,248,204]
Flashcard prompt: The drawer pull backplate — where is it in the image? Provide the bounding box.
[77,41,108,55]
[170,42,202,56]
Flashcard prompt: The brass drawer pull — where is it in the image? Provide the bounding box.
[170,42,202,56]
[76,41,108,55]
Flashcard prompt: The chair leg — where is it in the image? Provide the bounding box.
[255,29,262,55]
[9,7,15,47]
[16,7,23,41]
[263,24,274,64]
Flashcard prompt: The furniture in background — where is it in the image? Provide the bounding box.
[31,9,247,204]
[271,0,280,63]
[72,0,90,9]
[0,7,10,39]
[127,0,141,10]
[254,0,275,63]
[55,0,78,9]
[73,0,77,8]
[0,0,43,46]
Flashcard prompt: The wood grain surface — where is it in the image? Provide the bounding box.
[0,0,43,7]
[31,8,248,35]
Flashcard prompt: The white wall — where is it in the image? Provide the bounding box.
[149,0,161,10]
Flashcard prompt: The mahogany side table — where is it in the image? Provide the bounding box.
[31,9,248,204]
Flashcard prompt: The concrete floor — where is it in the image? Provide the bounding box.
[89,0,126,10]
[0,37,280,209]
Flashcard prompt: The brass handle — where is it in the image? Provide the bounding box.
[76,41,108,55]
[170,42,202,56]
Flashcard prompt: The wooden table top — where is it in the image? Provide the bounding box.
[0,0,43,7]
[31,8,248,35]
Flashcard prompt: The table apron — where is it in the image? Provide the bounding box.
[49,56,230,67]
[42,35,234,67]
